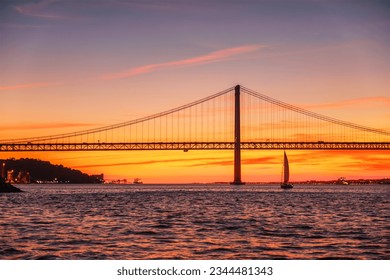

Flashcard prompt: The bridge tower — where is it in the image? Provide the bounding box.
[231,84,244,185]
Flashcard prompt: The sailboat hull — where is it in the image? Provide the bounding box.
[281,183,293,189]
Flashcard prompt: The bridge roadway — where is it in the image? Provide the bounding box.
[1,141,390,151]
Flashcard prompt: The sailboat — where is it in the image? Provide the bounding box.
[281,151,293,189]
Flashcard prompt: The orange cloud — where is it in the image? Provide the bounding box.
[73,156,222,169]
[189,156,279,167]
[0,122,96,131]
[102,44,264,80]
[0,82,53,92]
[301,96,390,110]
[288,150,390,171]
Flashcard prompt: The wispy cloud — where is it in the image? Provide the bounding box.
[290,150,390,168]
[302,96,390,110]
[338,160,390,171]
[76,154,282,169]
[101,44,264,80]
[0,122,96,131]
[3,23,50,29]
[189,159,232,167]
[189,156,280,167]
[74,156,224,169]
[0,82,53,92]
[13,0,65,20]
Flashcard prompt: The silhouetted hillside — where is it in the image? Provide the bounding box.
[1,158,103,184]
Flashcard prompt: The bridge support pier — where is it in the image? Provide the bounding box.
[231,84,244,185]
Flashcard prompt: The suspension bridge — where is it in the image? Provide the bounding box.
[1,85,389,184]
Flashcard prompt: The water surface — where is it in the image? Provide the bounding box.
[0,184,388,259]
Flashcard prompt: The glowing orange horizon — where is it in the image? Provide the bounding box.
[1,86,389,183]
[1,150,389,183]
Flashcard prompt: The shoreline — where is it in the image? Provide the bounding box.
[0,178,23,193]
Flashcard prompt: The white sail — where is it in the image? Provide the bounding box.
[283,151,289,183]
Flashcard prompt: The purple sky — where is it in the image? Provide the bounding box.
[1,0,389,181]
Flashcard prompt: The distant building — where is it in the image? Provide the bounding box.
[6,170,31,184]
[336,177,349,185]
[7,170,14,183]
[91,173,104,184]
[1,162,5,179]
[16,171,31,184]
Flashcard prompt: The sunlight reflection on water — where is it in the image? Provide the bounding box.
[0,184,388,259]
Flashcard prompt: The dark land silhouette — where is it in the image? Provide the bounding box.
[1,158,103,184]
[0,177,22,192]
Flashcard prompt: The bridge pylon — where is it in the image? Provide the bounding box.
[231,84,244,185]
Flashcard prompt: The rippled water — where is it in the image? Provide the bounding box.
[0,184,388,259]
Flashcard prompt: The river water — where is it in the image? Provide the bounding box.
[0,184,388,259]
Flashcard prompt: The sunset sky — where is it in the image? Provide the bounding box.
[1,0,389,183]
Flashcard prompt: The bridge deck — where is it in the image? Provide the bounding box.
[1,142,389,151]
